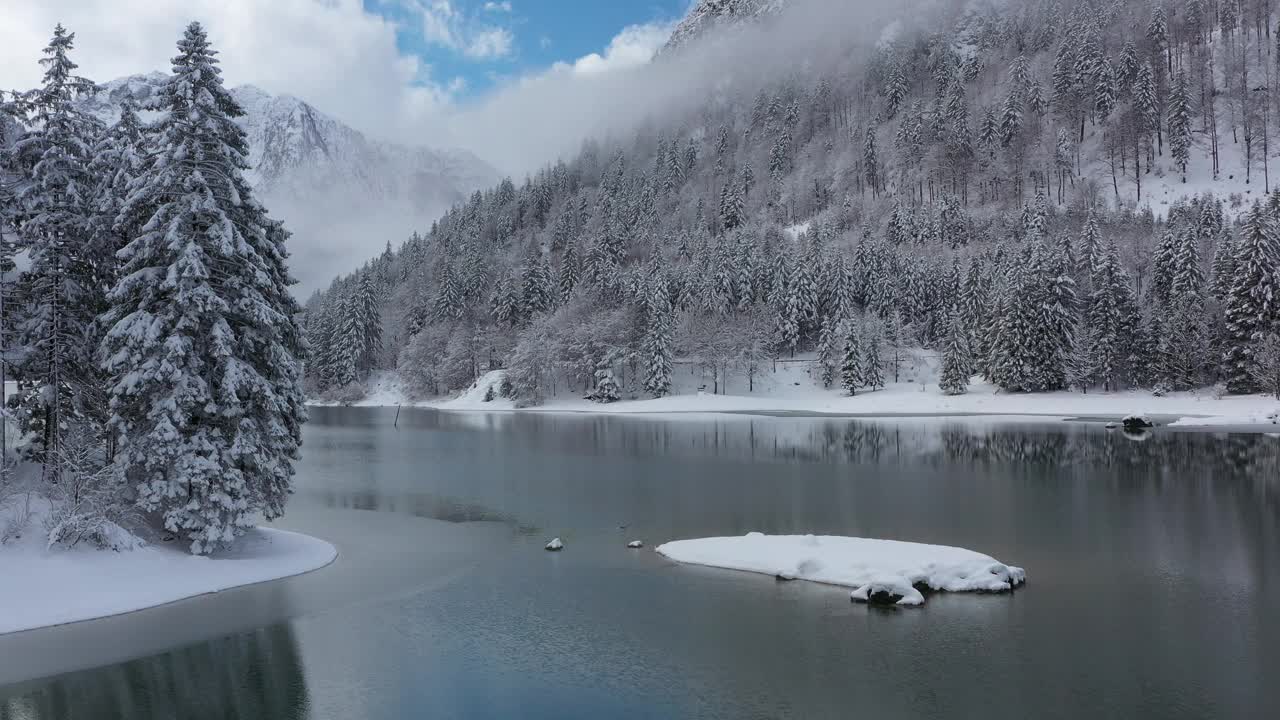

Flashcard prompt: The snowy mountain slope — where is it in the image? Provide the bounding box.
[82,74,498,294]
[661,0,789,53]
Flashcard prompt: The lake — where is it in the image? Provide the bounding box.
[1,408,1278,719]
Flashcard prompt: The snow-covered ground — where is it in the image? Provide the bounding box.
[313,359,1280,431]
[656,533,1025,606]
[0,497,337,636]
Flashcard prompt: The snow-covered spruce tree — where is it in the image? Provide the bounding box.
[1162,225,1207,389]
[87,98,145,294]
[592,363,621,403]
[355,272,382,378]
[938,308,970,396]
[840,320,865,396]
[1223,203,1280,393]
[642,273,674,398]
[1251,332,1280,399]
[1167,72,1191,182]
[521,246,554,317]
[100,23,306,554]
[815,315,841,388]
[9,25,106,476]
[1086,236,1138,391]
[860,317,885,391]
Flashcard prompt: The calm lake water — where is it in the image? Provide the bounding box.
[2,408,1279,719]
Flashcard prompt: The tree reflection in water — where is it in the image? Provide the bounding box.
[0,624,308,720]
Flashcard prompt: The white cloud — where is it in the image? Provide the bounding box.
[464,27,514,59]
[482,1,512,12]
[0,0,454,144]
[419,0,461,48]
[413,0,513,60]
[566,22,673,76]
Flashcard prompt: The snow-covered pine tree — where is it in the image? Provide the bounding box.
[355,272,382,377]
[1210,228,1236,301]
[592,362,620,403]
[1223,203,1280,392]
[815,315,841,388]
[520,246,554,316]
[1162,224,1207,388]
[560,242,581,302]
[1251,332,1280,399]
[938,308,970,395]
[1086,236,1138,391]
[862,127,879,197]
[1167,72,1191,182]
[840,320,865,395]
[432,261,464,322]
[860,317,885,390]
[642,274,674,398]
[334,286,362,387]
[88,98,145,294]
[9,25,105,476]
[1095,56,1117,119]
[101,23,307,554]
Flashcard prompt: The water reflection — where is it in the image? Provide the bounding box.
[2,410,1277,719]
[1,625,307,720]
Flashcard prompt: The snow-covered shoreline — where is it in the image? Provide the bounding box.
[0,502,337,636]
[310,369,1280,431]
[657,533,1026,606]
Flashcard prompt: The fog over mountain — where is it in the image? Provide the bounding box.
[81,73,498,295]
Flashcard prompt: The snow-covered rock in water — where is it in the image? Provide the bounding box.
[1105,421,1119,429]
[1123,413,1154,430]
[545,537,564,551]
[627,540,644,549]
[850,577,924,606]
[656,533,1025,607]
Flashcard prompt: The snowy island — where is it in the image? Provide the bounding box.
[656,533,1026,607]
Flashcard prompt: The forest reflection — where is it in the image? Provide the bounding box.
[0,625,308,720]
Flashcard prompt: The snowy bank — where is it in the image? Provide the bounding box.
[0,499,337,635]
[656,533,1025,607]
[1168,407,1280,429]
[316,366,1280,432]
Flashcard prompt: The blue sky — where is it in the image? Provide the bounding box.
[366,0,689,98]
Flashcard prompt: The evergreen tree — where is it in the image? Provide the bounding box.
[938,308,970,395]
[1167,72,1192,181]
[840,321,865,395]
[862,126,880,196]
[355,272,382,377]
[432,262,464,321]
[1086,237,1138,391]
[642,274,674,398]
[1210,228,1237,300]
[521,246,554,316]
[860,317,885,390]
[9,25,105,476]
[88,99,145,293]
[1224,204,1280,392]
[816,315,841,387]
[560,242,581,301]
[101,23,307,554]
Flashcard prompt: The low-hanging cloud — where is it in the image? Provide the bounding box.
[429,0,962,177]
